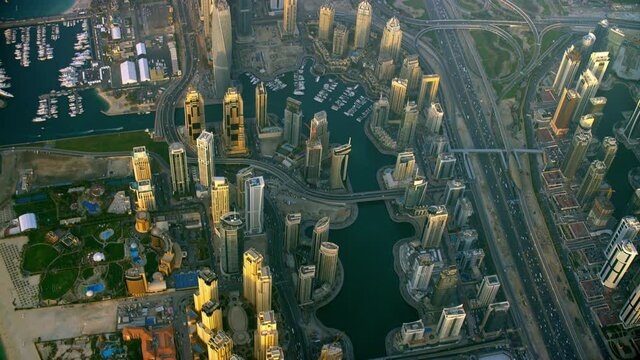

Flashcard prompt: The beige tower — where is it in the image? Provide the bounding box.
[389,78,408,115]
[255,311,279,360]
[576,160,606,207]
[318,242,339,285]
[319,343,343,359]
[354,0,372,49]
[572,69,599,123]
[131,146,152,182]
[475,275,500,308]
[256,82,268,129]
[201,301,223,332]
[332,23,349,57]
[437,305,466,340]
[136,180,156,211]
[193,268,219,312]
[397,101,418,150]
[283,0,298,37]
[586,51,610,84]
[417,74,440,110]
[184,89,205,145]
[297,264,315,305]
[169,142,190,195]
[602,136,617,170]
[284,213,302,252]
[197,130,215,188]
[379,17,402,62]
[211,0,232,97]
[550,87,580,137]
[243,248,264,308]
[552,45,581,96]
[211,177,230,224]
[393,151,416,182]
[256,266,272,313]
[399,55,422,92]
[222,87,248,155]
[370,95,390,128]
[265,346,285,360]
[207,330,233,360]
[329,140,352,190]
[318,3,335,42]
[421,205,448,248]
[311,217,330,263]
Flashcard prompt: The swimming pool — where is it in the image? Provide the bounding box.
[99,229,114,240]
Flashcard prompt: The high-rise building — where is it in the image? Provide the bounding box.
[270,0,283,10]
[588,96,607,126]
[131,146,152,182]
[201,301,223,332]
[550,88,580,137]
[244,176,265,234]
[624,99,640,142]
[431,135,450,157]
[125,267,147,296]
[297,264,315,305]
[453,197,473,228]
[197,131,215,187]
[243,248,264,307]
[256,82,268,129]
[437,305,466,340]
[318,242,339,285]
[434,152,457,180]
[611,216,640,246]
[256,266,272,313]
[282,0,297,37]
[202,0,212,42]
[222,88,248,155]
[586,51,610,84]
[417,74,440,110]
[397,101,418,150]
[375,58,395,82]
[572,69,599,123]
[410,252,435,290]
[400,320,425,345]
[630,189,640,216]
[421,205,448,248]
[236,166,254,209]
[311,217,330,263]
[476,275,500,308]
[310,111,330,152]
[330,140,351,190]
[169,142,190,195]
[620,283,640,329]
[136,180,156,211]
[480,301,510,338]
[318,342,343,360]
[211,177,230,224]
[211,0,232,97]
[552,45,582,96]
[254,311,279,360]
[432,266,458,307]
[379,17,402,62]
[219,212,244,274]
[576,160,606,207]
[207,330,234,360]
[561,130,591,179]
[444,179,466,208]
[389,78,408,115]
[193,268,219,312]
[404,176,427,210]
[456,228,478,252]
[265,346,284,360]
[284,213,302,253]
[587,196,615,228]
[184,90,205,145]
[399,55,422,92]
[237,0,253,37]
[599,238,637,289]
[460,248,485,271]
[354,0,372,49]
[607,27,625,59]
[305,139,323,185]
[370,96,390,128]
[332,23,349,57]
[426,102,444,134]
[393,151,416,182]
[318,3,335,42]
[283,97,302,147]
[593,19,609,52]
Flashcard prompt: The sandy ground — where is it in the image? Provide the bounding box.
[64,0,93,14]
[95,88,148,116]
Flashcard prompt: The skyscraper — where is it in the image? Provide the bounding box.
[480,301,510,338]
[311,217,330,263]
[236,166,254,209]
[586,51,610,84]
[207,330,234,360]
[552,45,581,96]
[310,111,330,152]
[610,216,640,246]
[197,131,215,187]
[255,311,279,360]
[397,101,418,150]
[125,267,147,296]
[437,305,466,340]
[131,146,152,182]
[410,252,435,291]
[169,142,190,194]
[599,238,637,289]
[211,0,232,97]
[624,99,640,142]
[237,0,253,37]
[389,78,408,115]
[284,213,302,253]
[444,179,466,208]
[211,177,230,224]
[393,151,416,182]
[256,266,272,313]
[399,55,422,92]
[265,346,284,360]
[460,248,485,271]
[620,283,640,329]
[379,17,402,62]
[421,205,448,248]
[256,82,268,129]
[375,57,395,82]
[576,160,606,207]
[587,195,614,228]
[332,23,349,57]
[370,95,390,128]
[318,343,343,360]
[400,320,425,345]
[136,180,156,211]
[318,242,339,285]
[426,102,444,134]
[270,0,283,10]
[222,87,248,155]
[219,212,244,274]
[193,268,219,312]
[593,19,609,52]
[330,140,352,190]
[607,27,625,59]
[318,3,334,42]
[404,176,428,210]
[202,0,212,42]
[354,0,372,49]
[588,96,607,126]
[201,301,223,332]
[282,0,297,37]
[550,87,580,137]
[243,248,264,307]
[305,139,323,185]
[453,197,473,228]
[572,69,599,123]
[283,97,302,146]
[432,266,458,307]
[561,130,591,179]
[184,89,205,145]
[417,74,440,110]
[476,275,500,308]
[430,135,449,156]
[297,264,315,305]
[434,152,457,179]
[244,176,265,234]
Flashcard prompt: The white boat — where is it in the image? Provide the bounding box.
[32,117,46,123]
[0,89,13,98]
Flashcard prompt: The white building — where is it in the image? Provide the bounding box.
[244,176,265,234]
[120,61,138,84]
[137,58,150,82]
[135,42,147,56]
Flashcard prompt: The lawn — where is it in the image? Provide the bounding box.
[540,29,563,54]
[82,267,94,280]
[22,244,59,273]
[105,263,125,295]
[48,252,81,271]
[41,268,78,300]
[104,243,125,261]
[471,31,517,80]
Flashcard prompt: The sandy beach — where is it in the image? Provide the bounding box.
[64,0,93,14]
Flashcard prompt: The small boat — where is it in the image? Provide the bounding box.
[32,117,46,123]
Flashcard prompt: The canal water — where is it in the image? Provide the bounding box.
[0,0,75,20]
